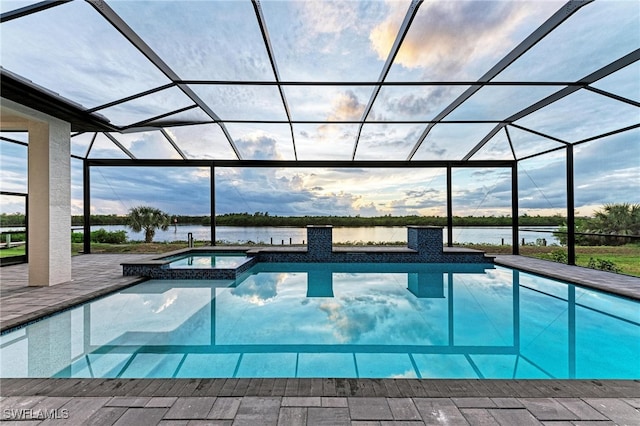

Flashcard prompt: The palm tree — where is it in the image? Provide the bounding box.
[588,203,640,245]
[126,206,170,243]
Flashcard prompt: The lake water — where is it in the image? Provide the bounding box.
[60,225,559,245]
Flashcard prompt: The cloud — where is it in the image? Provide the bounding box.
[89,166,211,215]
[114,132,183,160]
[236,134,283,160]
[164,125,237,160]
[5,132,637,219]
[316,91,366,138]
[0,143,28,194]
[516,90,640,143]
[1,1,169,109]
[231,273,282,305]
[370,1,536,79]
[318,296,394,343]
[296,1,361,37]
[109,1,272,81]
[405,188,439,199]
[382,87,455,118]
[328,91,366,121]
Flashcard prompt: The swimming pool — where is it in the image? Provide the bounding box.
[1,263,638,379]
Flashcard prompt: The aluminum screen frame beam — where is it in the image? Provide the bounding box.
[251,0,297,160]
[573,123,640,146]
[463,48,640,161]
[86,159,515,169]
[351,0,423,160]
[504,127,517,161]
[83,132,98,158]
[103,133,136,159]
[86,0,243,160]
[122,105,200,130]
[85,83,176,114]
[160,129,187,160]
[406,0,593,161]
[83,159,91,254]
[509,124,569,146]
[584,86,640,108]
[0,0,69,23]
[178,80,583,87]
[517,122,640,162]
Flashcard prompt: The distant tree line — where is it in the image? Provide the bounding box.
[0,213,26,226]
[69,214,206,226]
[207,212,567,227]
[1,212,569,228]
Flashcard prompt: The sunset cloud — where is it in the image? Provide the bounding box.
[370,1,544,78]
[327,91,367,121]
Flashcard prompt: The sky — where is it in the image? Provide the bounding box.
[0,0,638,219]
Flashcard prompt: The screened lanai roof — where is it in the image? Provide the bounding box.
[1,0,639,163]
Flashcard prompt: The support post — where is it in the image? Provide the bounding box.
[83,159,91,254]
[211,164,216,246]
[512,162,519,255]
[566,145,575,265]
[28,119,71,286]
[25,196,29,263]
[446,164,453,247]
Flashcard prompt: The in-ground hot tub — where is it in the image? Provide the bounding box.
[122,250,257,280]
[165,252,251,269]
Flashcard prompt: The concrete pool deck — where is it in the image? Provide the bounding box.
[1,252,639,425]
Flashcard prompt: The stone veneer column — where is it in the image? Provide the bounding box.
[28,119,72,286]
[306,225,333,261]
[407,226,444,259]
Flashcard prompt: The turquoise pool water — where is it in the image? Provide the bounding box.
[166,252,249,269]
[1,263,638,379]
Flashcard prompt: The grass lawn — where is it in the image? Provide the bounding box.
[574,247,640,276]
[71,241,209,255]
[490,244,640,277]
[0,246,26,258]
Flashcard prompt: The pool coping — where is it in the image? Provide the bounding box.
[493,255,640,301]
[1,377,639,398]
[0,277,148,334]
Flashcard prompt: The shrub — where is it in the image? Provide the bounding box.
[71,229,127,244]
[587,258,620,273]
[549,249,568,264]
[0,232,25,243]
